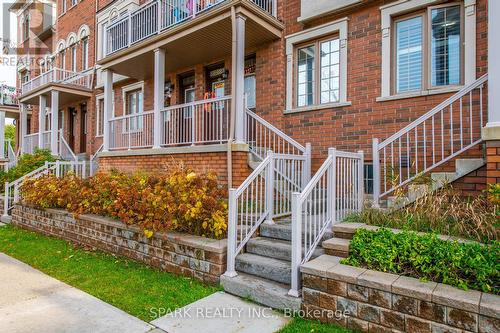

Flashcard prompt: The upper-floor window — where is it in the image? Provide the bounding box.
[96,97,104,137]
[71,46,77,72]
[23,16,30,41]
[61,0,66,14]
[71,0,77,7]
[296,36,340,108]
[22,72,30,84]
[82,38,89,70]
[393,4,463,94]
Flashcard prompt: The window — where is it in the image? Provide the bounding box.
[60,51,66,70]
[22,72,30,84]
[96,97,104,136]
[23,16,30,41]
[61,0,66,14]
[295,36,340,108]
[71,0,77,7]
[82,38,89,70]
[393,4,462,94]
[125,88,143,131]
[71,46,77,72]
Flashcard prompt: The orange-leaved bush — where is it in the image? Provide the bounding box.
[21,167,228,239]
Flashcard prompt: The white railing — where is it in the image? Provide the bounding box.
[372,74,488,204]
[289,148,364,296]
[90,144,104,176]
[59,131,77,161]
[42,131,51,150]
[6,141,17,170]
[22,133,39,154]
[224,151,308,277]
[21,68,94,95]
[3,160,87,217]
[0,85,18,106]
[106,0,277,56]
[161,96,230,147]
[109,111,155,150]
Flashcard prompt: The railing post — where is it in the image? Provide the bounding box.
[288,191,302,297]
[3,182,9,218]
[272,0,277,17]
[55,160,61,178]
[302,143,312,189]
[224,188,238,278]
[127,13,132,47]
[357,150,365,211]
[327,148,336,225]
[372,138,380,208]
[191,108,196,145]
[157,0,162,32]
[264,150,274,224]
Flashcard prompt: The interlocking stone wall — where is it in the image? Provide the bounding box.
[12,205,227,285]
[301,255,499,333]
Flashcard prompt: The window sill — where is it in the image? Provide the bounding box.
[284,101,352,114]
[376,86,463,102]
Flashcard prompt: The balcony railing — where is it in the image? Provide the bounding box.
[105,0,277,56]
[21,68,94,95]
[108,96,231,150]
[0,85,19,106]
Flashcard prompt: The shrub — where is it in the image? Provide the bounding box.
[342,228,500,294]
[20,167,228,239]
[347,185,498,243]
[0,148,56,185]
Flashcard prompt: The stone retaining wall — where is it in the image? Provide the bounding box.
[301,255,499,333]
[12,205,227,285]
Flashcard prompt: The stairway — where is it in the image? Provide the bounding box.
[221,216,331,310]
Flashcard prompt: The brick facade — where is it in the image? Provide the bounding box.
[486,141,500,184]
[12,205,227,285]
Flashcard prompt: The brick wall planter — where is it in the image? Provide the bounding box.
[301,255,499,333]
[11,205,227,285]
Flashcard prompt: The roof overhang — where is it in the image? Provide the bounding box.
[19,84,92,105]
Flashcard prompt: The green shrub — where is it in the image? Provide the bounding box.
[21,167,228,239]
[0,148,56,184]
[342,228,500,294]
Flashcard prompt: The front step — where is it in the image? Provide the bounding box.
[235,253,291,285]
[260,219,333,242]
[247,237,324,261]
[322,237,350,257]
[221,272,301,311]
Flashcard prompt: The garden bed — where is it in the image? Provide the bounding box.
[11,205,227,284]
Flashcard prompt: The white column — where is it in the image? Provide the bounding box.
[487,0,500,127]
[233,14,246,143]
[39,95,46,148]
[153,48,165,149]
[103,69,113,152]
[20,104,28,153]
[50,90,59,155]
[0,111,5,158]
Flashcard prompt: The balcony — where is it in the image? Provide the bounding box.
[108,96,231,150]
[105,0,277,57]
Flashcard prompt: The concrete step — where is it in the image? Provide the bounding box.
[322,237,350,258]
[235,253,291,285]
[221,272,301,311]
[246,237,324,261]
[332,222,378,239]
[260,219,333,242]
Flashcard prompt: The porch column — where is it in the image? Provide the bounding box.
[233,13,246,143]
[153,48,165,149]
[486,0,500,129]
[103,69,113,152]
[20,103,28,153]
[50,90,59,155]
[38,95,46,148]
[0,111,5,158]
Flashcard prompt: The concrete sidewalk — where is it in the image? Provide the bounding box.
[0,253,156,333]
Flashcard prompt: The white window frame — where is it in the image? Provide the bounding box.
[82,38,89,70]
[285,17,350,113]
[378,0,477,101]
[61,0,66,14]
[122,81,144,132]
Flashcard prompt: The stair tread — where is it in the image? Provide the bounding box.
[260,221,333,242]
[235,253,291,285]
[236,253,291,269]
[221,272,301,310]
[246,236,324,261]
[322,237,350,251]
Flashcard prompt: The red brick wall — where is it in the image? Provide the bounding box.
[99,150,251,187]
[486,141,500,184]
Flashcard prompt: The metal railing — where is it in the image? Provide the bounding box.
[90,144,104,176]
[21,68,94,95]
[105,0,277,56]
[3,160,87,217]
[42,131,51,150]
[59,131,78,161]
[109,111,155,150]
[0,85,18,106]
[372,74,488,204]
[6,141,17,170]
[161,96,230,147]
[225,150,307,277]
[22,133,39,154]
[289,148,364,296]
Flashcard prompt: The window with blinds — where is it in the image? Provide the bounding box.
[395,16,423,93]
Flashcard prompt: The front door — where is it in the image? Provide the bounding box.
[80,104,87,153]
[68,107,76,151]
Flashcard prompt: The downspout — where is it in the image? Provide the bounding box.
[227,6,237,191]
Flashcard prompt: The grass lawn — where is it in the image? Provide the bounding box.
[279,317,355,333]
[0,224,219,321]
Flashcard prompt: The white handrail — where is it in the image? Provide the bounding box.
[109,111,155,150]
[372,74,488,202]
[90,144,104,176]
[59,130,77,161]
[21,68,93,95]
[6,141,16,170]
[289,148,364,297]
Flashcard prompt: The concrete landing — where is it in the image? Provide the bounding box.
[151,292,291,333]
[0,253,155,333]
